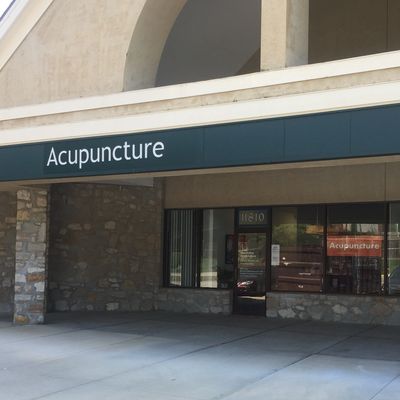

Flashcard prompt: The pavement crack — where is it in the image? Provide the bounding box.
[368,372,400,400]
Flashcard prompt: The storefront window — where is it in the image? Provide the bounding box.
[166,203,395,296]
[200,209,235,288]
[166,209,197,287]
[166,208,234,289]
[388,203,400,295]
[327,204,385,295]
[271,206,324,292]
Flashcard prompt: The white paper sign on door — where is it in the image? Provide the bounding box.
[271,244,280,266]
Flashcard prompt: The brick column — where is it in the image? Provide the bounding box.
[14,188,50,325]
[261,0,309,70]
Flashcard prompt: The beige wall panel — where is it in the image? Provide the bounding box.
[309,0,388,63]
[165,164,386,208]
[385,162,400,200]
[0,0,147,108]
[388,0,400,51]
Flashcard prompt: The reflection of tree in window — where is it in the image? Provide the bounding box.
[271,206,324,293]
[272,224,322,246]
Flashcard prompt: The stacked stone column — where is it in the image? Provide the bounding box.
[14,188,50,325]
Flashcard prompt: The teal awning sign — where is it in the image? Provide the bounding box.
[1,103,400,181]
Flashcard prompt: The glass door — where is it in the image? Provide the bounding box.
[235,232,267,315]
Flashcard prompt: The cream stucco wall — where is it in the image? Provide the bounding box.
[0,0,148,108]
[1,0,400,109]
[123,0,186,90]
[261,0,309,70]
[164,162,400,209]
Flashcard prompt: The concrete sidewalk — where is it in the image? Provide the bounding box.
[0,312,399,400]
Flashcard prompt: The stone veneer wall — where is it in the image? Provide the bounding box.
[14,188,50,324]
[267,292,400,325]
[156,288,232,314]
[48,182,163,312]
[0,192,16,313]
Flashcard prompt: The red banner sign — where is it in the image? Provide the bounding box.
[327,236,383,257]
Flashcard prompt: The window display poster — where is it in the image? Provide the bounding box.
[327,235,382,257]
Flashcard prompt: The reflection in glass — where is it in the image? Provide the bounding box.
[200,209,235,288]
[271,206,324,292]
[237,233,266,294]
[167,209,196,287]
[327,204,385,295]
[235,232,267,316]
[388,203,400,295]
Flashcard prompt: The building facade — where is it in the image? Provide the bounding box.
[2,0,400,325]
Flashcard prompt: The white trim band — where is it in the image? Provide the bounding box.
[2,50,400,122]
[1,80,400,147]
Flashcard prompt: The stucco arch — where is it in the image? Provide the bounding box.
[0,0,152,107]
[156,0,261,87]
[0,0,259,107]
[123,0,187,91]
[124,0,262,90]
